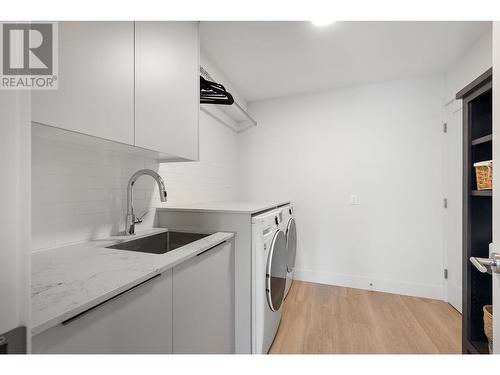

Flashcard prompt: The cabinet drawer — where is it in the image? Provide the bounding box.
[32,271,173,354]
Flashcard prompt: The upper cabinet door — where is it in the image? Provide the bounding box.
[31,22,135,145]
[135,22,200,161]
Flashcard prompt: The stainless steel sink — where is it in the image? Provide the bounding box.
[106,231,211,254]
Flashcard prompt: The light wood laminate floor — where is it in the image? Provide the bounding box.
[270,281,461,354]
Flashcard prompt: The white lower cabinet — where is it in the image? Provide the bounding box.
[173,241,234,354]
[32,271,173,354]
[31,241,235,354]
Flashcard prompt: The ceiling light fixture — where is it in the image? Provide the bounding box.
[311,20,335,27]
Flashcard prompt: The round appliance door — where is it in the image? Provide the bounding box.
[266,230,287,312]
[286,218,297,273]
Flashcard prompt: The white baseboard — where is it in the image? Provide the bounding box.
[293,268,444,300]
[445,281,462,313]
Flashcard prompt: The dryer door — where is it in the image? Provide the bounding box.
[266,230,287,312]
[286,218,297,273]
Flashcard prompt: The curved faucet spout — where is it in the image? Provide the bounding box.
[126,169,167,235]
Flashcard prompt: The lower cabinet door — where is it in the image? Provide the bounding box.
[173,241,234,354]
[32,271,173,354]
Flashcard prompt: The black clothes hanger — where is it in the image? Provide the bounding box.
[200,76,234,105]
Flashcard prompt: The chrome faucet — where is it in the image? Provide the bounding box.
[126,169,167,235]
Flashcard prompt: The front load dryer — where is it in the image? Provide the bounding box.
[282,204,297,299]
[252,209,287,354]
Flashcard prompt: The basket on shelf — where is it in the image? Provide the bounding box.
[484,305,493,353]
[474,160,493,191]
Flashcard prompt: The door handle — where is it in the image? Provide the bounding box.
[196,241,225,257]
[470,253,500,273]
[62,273,161,325]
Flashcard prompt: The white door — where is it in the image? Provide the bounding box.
[0,88,31,352]
[443,98,463,312]
[492,22,500,354]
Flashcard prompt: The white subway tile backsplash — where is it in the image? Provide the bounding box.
[31,111,239,251]
[31,135,162,251]
[158,112,239,206]
[31,219,57,250]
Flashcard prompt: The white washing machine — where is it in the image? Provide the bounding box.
[282,204,297,299]
[252,209,287,354]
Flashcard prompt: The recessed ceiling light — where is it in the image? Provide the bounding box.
[311,20,335,27]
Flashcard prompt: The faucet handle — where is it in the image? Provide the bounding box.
[134,210,149,224]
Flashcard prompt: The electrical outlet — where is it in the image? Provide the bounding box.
[350,194,359,205]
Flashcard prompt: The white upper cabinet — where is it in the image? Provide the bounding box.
[135,22,200,161]
[31,22,135,145]
[32,21,200,161]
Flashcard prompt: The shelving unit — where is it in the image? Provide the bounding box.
[471,190,492,197]
[471,134,492,146]
[456,68,492,355]
[199,66,257,133]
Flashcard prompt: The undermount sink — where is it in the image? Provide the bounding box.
[106,231,211,254]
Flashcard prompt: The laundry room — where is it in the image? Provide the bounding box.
[2,3,500,371]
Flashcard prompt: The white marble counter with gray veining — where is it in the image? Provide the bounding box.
[158,200,291,214]
[31,227,234,336]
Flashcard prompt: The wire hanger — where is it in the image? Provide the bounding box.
[200,76,234,105]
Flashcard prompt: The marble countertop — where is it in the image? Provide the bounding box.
[31,228,234,336]
[158,200,291,214]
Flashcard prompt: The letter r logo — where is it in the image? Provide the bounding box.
[2,23,53,75]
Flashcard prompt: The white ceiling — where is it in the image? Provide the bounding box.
[200,21,491,102]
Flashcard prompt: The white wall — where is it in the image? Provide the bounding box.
[442,30,492,310]
[445,31,492,102]
[0,89,31,338]
[159,110,239,204]
[239,75,445,299]
[31,110,238,251]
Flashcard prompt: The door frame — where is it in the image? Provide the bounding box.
[492,21,500,355]
[442,96,464,312]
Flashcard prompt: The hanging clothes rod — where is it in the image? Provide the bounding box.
[199,66,257,132]
[232,101,257,126]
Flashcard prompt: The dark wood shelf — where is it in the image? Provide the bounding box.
[460,70,492,355]
[456,68,492,99]
[471,134,492,146]
[469,340,490,354]
[471,190,492,196]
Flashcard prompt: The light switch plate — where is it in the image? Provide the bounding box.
[350,194,359,205]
